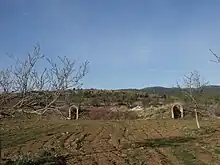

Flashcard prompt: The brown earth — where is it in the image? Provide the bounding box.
[1,118,220,165]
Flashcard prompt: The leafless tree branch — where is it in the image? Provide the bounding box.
[44,56,89,119]
[1,44,89,120]
[209,49,220,63]
[0,66,14,93]
[8,44,44,95]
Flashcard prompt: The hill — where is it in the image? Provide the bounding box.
[141,85,220,96]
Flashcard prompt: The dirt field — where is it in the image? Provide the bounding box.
[1,118,220,165]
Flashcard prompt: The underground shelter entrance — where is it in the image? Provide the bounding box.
[171,104,184,119]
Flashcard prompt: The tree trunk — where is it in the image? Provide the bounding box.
[194,108,200,129]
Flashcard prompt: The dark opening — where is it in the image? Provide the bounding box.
[173,105,181,118]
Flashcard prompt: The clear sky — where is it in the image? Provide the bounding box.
[0,0,219,89]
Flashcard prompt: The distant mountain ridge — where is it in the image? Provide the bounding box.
[141,85,220,95]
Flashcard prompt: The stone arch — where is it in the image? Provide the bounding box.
[171,103,184,119]
[67,104,79,120]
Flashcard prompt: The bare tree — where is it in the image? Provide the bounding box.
[37,56,89,119]
[4,45,48,110]
[0,66,13,93]
[209,49,220,117]
[0,66,15,110]
[47,56,89,91]
[1,44,89,120]
[177,70,209,129]
[31,68,49,91]
[8,45,44,95]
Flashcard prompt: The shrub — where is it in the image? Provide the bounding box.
[2,150,67,165]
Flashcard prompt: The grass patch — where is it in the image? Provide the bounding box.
[173,148,198,165]
[1,124,67,149]
[135,136,197,148]
[214,147,220,154]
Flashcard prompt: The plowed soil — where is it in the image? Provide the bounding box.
[1,118,220,165]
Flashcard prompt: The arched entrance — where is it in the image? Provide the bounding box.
[171,103,183,119]
[67,104,79,120]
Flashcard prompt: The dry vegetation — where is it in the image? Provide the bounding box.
[0,46,220,165]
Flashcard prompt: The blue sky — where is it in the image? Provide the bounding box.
[0,0,219,89]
